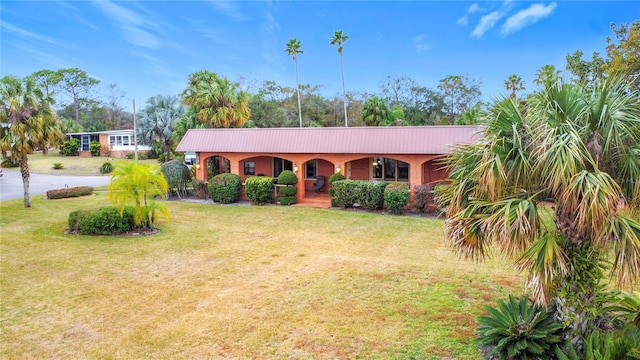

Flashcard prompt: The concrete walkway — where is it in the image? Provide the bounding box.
[0,169,111,202]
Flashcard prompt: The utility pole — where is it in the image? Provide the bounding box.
[132,99,138,162]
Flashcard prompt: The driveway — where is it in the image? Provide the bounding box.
[0,169,111,202]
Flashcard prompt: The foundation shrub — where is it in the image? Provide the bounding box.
[89,141,101,157]
[328,172,345,185]
[208,173,241,203]
[330,180,388,210]
[244,176,274,205]
[60,138,80,156]
[384,182,410,214]
[278,185,297,205]
[278,186,297,196]
[277,170,298,185]
[413,184,434,213]
[47,186,94,199]
[192,180,209,199]
[279,195,297,206]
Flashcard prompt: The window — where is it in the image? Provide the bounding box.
[273,157,292,177]
[306,159,317,179]
[244,161,255,175]
[109,136,116,146]
[123,136,130,146]
[372,157,409,182]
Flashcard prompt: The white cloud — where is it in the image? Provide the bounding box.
[412,35,432,53]
[456,3,480,25]
[1,21,69,48]
[209,0,248,21]
[471,10,505,37]
[92,0,161,49]
[501,2,557,36]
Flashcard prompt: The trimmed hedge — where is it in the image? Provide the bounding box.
[330,180,388,210]
[208,173,241,203]
[47,186,94,199]
[413,184,434,213]
[278,186,297,196]
[68,206,135,235]
[277,170,298,185]
[278,185,297,205]
[384,182,410,214]
[245,176,274,205]
[328,172,345,185]
[279,195,297,206]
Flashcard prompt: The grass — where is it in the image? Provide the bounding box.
[3,151,159,176]
[0,194,523,359]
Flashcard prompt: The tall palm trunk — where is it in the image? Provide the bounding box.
[339,53,348,127]
[20,152,31,208]
[295,57,302,128]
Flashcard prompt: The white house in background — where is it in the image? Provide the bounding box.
[66,129,150,158]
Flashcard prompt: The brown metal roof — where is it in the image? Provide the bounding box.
[176,126,483,154]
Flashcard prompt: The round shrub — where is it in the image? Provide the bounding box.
[279,195,297,206]
[208,173,241,203]
[328,172,345,185]
[384,182,410,214]
[161,160,191,197]
[89,141,101,157]
[278,186,298,196]
[100,161,114,174]
[244,176,274,205]
[60,138,80,156]
[277,170,298,185]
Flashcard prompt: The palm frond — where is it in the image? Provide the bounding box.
[604,216,640,287]
[516,231,568,304]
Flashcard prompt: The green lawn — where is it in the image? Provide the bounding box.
[4,151,159,176]
[0,194,522,359]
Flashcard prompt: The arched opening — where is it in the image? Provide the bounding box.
[201,155,230,180]
[422,157,447,185]
[302,158,335,196]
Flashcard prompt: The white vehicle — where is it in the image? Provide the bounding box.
[184,152,196,165]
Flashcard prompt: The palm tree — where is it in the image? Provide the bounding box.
[503,74,525,99]
[330,30,349,127]
[140,95,186,162]
[534,64,562,88]
[108,161,169,227]
[362,96,390,126]
[285,38,303,127]
[0,75,59,208]
[438,77,640,347]
[181,70,251,128]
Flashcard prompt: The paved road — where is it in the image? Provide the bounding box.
[0,169,111,202]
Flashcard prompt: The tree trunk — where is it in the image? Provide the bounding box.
[21,152,31,208]
[164,139,171,163]
[74,93,80,125]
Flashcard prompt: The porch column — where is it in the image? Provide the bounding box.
[409,160,422,202]
[296,166,305,201]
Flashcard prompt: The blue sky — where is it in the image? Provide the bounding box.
[1,1,637,108]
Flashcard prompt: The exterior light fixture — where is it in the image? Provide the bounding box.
[336,164,341,173]
[293,163,298,173]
